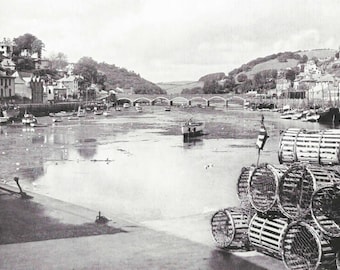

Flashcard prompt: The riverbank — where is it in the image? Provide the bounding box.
[0,183,286,270]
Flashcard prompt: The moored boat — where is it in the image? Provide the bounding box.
[2,106,20,120]
[305,113,320,122]
[181,118,205,140]
[280,110,295,120]
[93,109,103,115]
[52,117,62,123]
[0,116,9,124]
[318,107,340,124]
[22,113,37,125]
[30,122,48,127]
[301,110,320,122]
[50,111,75,117]
[291,110,303,120]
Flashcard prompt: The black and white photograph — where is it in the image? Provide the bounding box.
[1,1,340,269]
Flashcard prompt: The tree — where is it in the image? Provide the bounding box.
[236,73,248,83]
[300,54,308,64]
[202,80,218,94]
[31,39,45,58]
[285,69,296,83]
[49,52,68,70]
[74,57,98,86]
[13,33,44,57]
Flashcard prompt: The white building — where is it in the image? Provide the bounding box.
[307,74,338,103]
[0,58,16,71]
[56,75,80,98]
[0,38,15,58]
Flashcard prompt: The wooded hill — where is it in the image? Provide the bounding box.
[191,48,339,95]
[97,62,165,94]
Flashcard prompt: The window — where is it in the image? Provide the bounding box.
[9,79,11,86]
[0,79,2,86]
[9,89,11,96]
[1,89,3,97]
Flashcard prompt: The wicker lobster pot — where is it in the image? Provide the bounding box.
[282,221,337,270]
[211,207,251,249]
[248,214,289,259]
[237,166,255,208]
[278,128,340,165]
[248,163,288,213]
[311,185,340,239]
[278,164,340,220]
[278,128,303,164]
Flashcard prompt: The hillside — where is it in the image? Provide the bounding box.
[244,59,299,77]
[97,63,166,94]
[228,49,337,82]
[157,81,204,95]
[297,48,336,60]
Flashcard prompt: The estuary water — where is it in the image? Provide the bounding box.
[0,106,331,224]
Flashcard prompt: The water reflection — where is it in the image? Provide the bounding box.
[182,137,204,149]
[76,146,97,160]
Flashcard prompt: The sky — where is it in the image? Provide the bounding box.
[2,0,340,82]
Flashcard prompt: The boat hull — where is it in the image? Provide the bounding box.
[318,108,340,124]
[22,114,37,125]
[0,117,9,124]
[181,122,205,139]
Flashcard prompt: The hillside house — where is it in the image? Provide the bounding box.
[56,75,80,98]
[307,74,338,103]
[0,58,16,70]
[0,72,15,100]
[0,38,15,58]
[44,85,55,103]
[275,78,291,97]
[54,82,68,101]
[303,60,322,80]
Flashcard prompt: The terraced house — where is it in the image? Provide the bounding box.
[0,72,15,99]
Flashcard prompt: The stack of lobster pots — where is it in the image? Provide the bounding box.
[211,128,340,270]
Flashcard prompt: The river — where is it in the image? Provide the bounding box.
[0,105,334,226]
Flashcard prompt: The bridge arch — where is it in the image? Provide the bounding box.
[206,96,228,107]
[117,97,133,105]
[227,95,247,103]
[151,96,170,105]
[170,96,189,106]
[133,97,152,106]
[189,96,208,107]
[208,96,227,102]
[190,96,208,102]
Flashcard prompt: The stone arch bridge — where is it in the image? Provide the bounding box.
[115,94,247,107]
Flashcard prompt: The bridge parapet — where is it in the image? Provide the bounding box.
[116,94,248,106]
